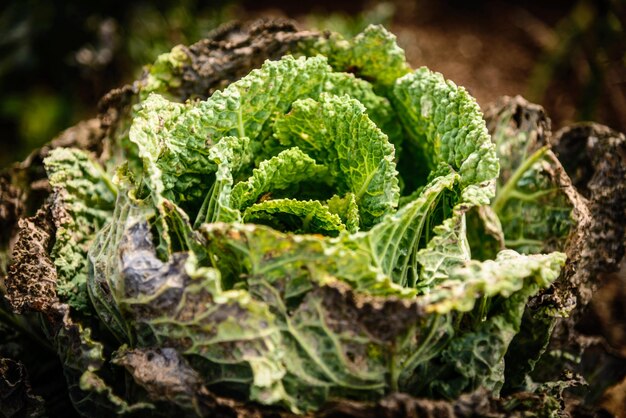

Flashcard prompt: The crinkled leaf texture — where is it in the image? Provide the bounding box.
[3,24,575,417]
[80,41,569,414]
[484,96,591,395]
[300,24,411,90]
[488,97,580,256]
[44,148,117,312]
[273,93,399,229]
[98,212,563,412]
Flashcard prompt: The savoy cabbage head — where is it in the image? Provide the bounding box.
[4,21,607,417]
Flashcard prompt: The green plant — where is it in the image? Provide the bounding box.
[2,23,610,417]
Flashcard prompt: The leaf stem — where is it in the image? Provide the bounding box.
[504,238,544,247]
[492,146,549,214]
[505,188,557,203]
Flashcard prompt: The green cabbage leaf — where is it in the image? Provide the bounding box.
[25,25,572,415]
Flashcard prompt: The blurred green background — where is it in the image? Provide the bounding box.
[1,0,624,168]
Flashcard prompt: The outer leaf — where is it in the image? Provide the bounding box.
[53,305,154,417]
[5,196,158,417]
[88,191,145,343]
[116,219,291,409]
[423,284,546,399]
[200,223,414,299]
[44,148,117,312]
[487,98,579,254]
[402,250,566,397]
[89,186,209,344]
[250,281,394,411]
[112,347,265,417]
[200,223,421,411]
[274,93,399,229]
[77,371,153,416]
[415,183,494,290]
[484,97,591,394]
[418,250,566,315]
[493,148,576,254]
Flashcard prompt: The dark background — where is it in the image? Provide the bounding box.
[0,0,624,168]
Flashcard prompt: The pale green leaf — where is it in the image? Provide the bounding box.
[326,193,360,233]
[230,147,328,210]
[391,67,499,188]
[419,250,566,314]
[274,93,399,229]
[243,199,345,237]
[322,72,403,150]
[412,251,565,398]
[197,136,251,225]
[302,24,410,89]
[415,182,495,290]
[362,170,459,287]
[140,45,190,100]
